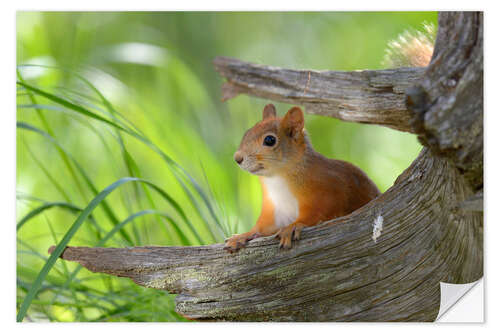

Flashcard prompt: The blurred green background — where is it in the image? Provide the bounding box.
[16,11,436,322]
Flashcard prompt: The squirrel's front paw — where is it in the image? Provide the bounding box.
[224,232,259,253]
[223,235,247,253]
[276,223,305,249]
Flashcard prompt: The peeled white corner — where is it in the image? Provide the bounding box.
[436,278,483,322]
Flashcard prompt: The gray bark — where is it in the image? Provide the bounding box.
[406,12,483,190]
[50,11,483,321]
[214,58,425,133]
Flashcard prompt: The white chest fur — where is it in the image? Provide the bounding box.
[262,176,299,228]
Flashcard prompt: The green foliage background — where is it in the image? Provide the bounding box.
[16,11,436,322]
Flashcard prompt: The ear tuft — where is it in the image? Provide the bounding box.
[282,107,304,137]
[262,104,277,120]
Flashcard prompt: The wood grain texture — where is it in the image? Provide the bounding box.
[214,57,425,133]
[50,12,483,321]
[406,12,483,190]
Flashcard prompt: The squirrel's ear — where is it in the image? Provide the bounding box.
[282,107,304,138]
[262,104,277,120]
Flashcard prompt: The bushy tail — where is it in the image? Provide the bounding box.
[382,22,436,68]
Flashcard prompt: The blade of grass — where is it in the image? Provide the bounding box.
[17,266,114,298]
[115,134,151,245]
[18,76,221,243]
[15,196,103,241]
[17,250,65,278]
[53,209,191,301]
[98,209,189,246]
[17,64,142,134]
[18,121,134,245]
[17,201,99,232]
[198,159,230,237]
[19,121,202,244]
[17,70,88,203]
[22,141,71,202]
[43,215,87,321]
[16,175,203,321]
[17,81,129,132]
[19,102,147,243]
[17,177,136,322]
[57,68,161,245]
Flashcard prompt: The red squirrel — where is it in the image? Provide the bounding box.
[224,105,380,252]
[223,24,434,253]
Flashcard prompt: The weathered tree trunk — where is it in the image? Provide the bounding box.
[51,11,483,321]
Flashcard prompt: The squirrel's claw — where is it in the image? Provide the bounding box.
[223,237,246,253]
[223,244,242,253]
[293,224,304,241]
[277,225,294,249]
[277,223,305,249]
[224,232,260,253]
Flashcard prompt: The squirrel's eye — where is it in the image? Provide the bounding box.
[263,135,276,147]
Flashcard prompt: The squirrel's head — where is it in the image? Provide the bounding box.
[234,104,309,177]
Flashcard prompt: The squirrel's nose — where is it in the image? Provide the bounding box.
[234,152,244,165]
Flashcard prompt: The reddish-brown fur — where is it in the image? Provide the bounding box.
[225,105,380,252]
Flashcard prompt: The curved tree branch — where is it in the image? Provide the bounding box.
[214,57,425,133]
[49,11,483,321]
